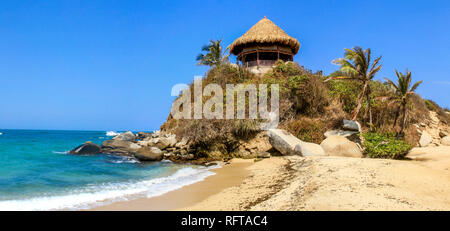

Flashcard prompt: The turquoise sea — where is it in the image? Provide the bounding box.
[0,129,216,210]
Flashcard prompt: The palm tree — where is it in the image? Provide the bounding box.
[196,39,229,67]
[384,69,422,135]
[331,46,382,124]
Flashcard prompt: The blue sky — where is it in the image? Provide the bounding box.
[1,0,449,131]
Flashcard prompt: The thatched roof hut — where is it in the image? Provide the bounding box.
[228,17,300,73]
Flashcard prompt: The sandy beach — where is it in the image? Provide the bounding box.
[91,146,450,211]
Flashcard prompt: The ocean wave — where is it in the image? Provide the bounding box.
[106,131,120,137]
[0,132,2,135]
[106,156,140,164]
[0,165,219,211]
[52,151,69,154]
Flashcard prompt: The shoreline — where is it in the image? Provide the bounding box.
[89,159,254,211]
[90,146,450,211]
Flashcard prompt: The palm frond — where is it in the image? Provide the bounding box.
[384,77,399,92]
[409,80,423,93]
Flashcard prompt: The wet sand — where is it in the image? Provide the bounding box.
[90,159,253,211]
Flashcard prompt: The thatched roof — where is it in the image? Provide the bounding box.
[229,16,300,55]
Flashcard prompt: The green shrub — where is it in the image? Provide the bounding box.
[362,132,412,159]
[326,78,361,114]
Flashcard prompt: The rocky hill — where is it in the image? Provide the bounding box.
[70,61,450,163]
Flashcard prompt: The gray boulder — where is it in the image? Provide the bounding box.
[343,119,361,132]
[320,136,362,158]
[101,139,141,155]
[294,141,325,156]
[133,147,163,161]
[112,131,136,142]
[441,136,450,146]
[419,131,432,147]
[136,140,152,147]
[175,137,189,148]
[267,129,301,155]
[155,136,177,150]
[69,141,101,155]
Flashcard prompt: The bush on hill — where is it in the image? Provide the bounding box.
[362,132,412,159]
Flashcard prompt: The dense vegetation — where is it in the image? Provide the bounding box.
[161,40,450,159]
[362,132,411,159]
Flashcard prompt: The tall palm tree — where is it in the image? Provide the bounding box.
[331,46,382,124]
[196,39,229,67]
[384,69,422,135]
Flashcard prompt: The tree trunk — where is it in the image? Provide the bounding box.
[393,106,400,128]
[400,100,408,135]
[366,85,373,125]
[351,81,368,121]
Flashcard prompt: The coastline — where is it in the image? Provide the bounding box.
[89,159,254,211]
[90,146,450,211]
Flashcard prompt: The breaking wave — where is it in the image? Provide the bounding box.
[0,165,219,211]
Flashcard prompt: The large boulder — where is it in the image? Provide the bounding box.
[294,141,325,156]
[112,131,136,142]
[267,129,301,155]
[133,147,163,161]
[320,136,362,158]
[175,137,189,148]
[101,139,141,155]
[419,131,433,147]
[136,140,152,147]
[342,119,361,132]
[155,136,177,150]
[441,136,450,146]
[69,141,101,155]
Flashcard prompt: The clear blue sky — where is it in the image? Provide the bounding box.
[1,0,449,131]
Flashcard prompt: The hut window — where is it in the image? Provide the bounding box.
[259,52,278,61]
[280,53,293,62]
[243,52,257,62]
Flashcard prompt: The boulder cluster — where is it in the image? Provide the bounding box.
[70,131,198,163]
[268,119,363,158]
[70,119,365,162]
[69,113,450,162]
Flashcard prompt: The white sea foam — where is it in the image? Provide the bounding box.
[0,132,2,135]
[0,165,219,211]
[52,151,69,154]
[106,131,120,136]
[108,156,140,164]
